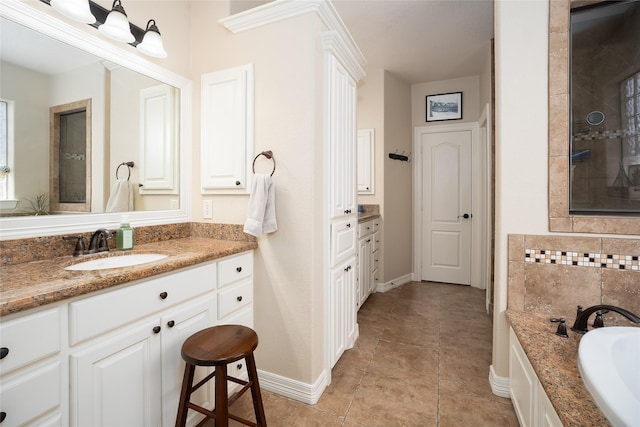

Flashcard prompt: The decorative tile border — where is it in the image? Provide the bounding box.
[525,249,640,271]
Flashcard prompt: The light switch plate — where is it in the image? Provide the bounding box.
[203,200,213,219]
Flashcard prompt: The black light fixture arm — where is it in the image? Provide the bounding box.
[41,0,145,45]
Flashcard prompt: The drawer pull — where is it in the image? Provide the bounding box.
[152,326,161,334]
[237,296,243,302]
[167,320,175,328]
[235,181,241,186]
[236,363,243,370]
[236,266,242,273]
[0,411,6,423]
[346,223,351,228]
[0,347,8,360]
[159,292,168,300]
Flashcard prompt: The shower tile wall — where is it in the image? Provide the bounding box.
[508,234,640,322]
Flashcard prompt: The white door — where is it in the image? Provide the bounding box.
[420,130,472,285]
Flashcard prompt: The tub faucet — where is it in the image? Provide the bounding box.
[571,304,640,334]
[88,228,112,254]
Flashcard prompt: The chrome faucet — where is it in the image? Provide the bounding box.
[88,228,112,254]
[571,304,640,334]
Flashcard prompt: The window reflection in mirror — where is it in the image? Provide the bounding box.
[570,1,640,214]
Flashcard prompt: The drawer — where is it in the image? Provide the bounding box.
[372,231,380,252]
[357,220,374,239]
[218,252,253,289]
[0,361,61,427]
[218,279,253,320]
[331,218,357,266]
[220,308,253,384]
[372,219,380,233]
[0,307,61,375]
[69,263,216,345]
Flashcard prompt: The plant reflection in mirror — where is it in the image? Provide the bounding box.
[21,192,50,216]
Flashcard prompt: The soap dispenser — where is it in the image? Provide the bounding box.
[116,215,134,250]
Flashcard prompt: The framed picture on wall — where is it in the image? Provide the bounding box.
[426,92,463,122]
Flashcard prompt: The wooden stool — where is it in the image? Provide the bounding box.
[175,325,267,427]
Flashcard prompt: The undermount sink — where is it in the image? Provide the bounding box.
[65,253,168,271]
[578,326,640,427]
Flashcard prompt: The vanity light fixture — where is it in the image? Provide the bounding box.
[136,20,167,58]
[98,0,135,44]
[50,0,96,24]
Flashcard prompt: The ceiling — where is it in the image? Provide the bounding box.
[332,0,494,84]
[1,0,495,84]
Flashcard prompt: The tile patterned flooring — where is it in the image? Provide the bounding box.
[222,281,519,426]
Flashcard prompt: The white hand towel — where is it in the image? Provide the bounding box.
[105,179,134,212]
[244,174,277,237]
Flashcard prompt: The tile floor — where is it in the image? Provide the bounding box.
[219,281,519,426]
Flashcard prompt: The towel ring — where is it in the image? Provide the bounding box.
[116,161,134,181]
[252,151,276,176]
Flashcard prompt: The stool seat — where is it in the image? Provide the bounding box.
[175,324,267,427]
[181,325,258,366]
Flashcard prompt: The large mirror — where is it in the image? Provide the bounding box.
[0,1,191,239]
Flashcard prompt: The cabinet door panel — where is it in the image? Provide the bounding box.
[161,295,217,427]
[71,319,161,427]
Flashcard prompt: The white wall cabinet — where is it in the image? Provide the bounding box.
[0,251,254,427]
[357,129,374,194]
[200,64,254,194]
[509,327,562,427]
[324,38,360,369]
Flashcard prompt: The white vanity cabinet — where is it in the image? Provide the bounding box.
[0,307,63,427]
[69,263,218,427]
[357,219,379,309]
[0,250,254,427]
[329,256,357,367]
[509,327,562,427]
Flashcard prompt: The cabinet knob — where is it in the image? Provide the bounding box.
[237,363,243,370]
[159,291,168,300]
[366,239,371,243]
[346,223,351,228]
[0,347,8,360]
[152,326,161,334]
[237,296,243,302]
[236,266,242,273]
[167,320,175,328]
[0,411,6,423]
[235,181,241,186]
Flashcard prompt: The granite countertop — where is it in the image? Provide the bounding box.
[358,212,380,223]
[506,310,610,427]
[0,237,257,317]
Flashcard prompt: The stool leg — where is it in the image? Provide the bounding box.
[246,354,267,427]
[215,365,229,427]
[175,363,196,427]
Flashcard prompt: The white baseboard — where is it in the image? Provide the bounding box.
[375,273,413,293]
[489,365,511,398]
[257,368,328,405]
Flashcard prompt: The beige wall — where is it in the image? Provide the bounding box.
[493,0,551,380]
[411,75,481,127]
[355,69,413,284]
[382,71,412,282]
[357,69,384,209]
[190,2,328,383]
